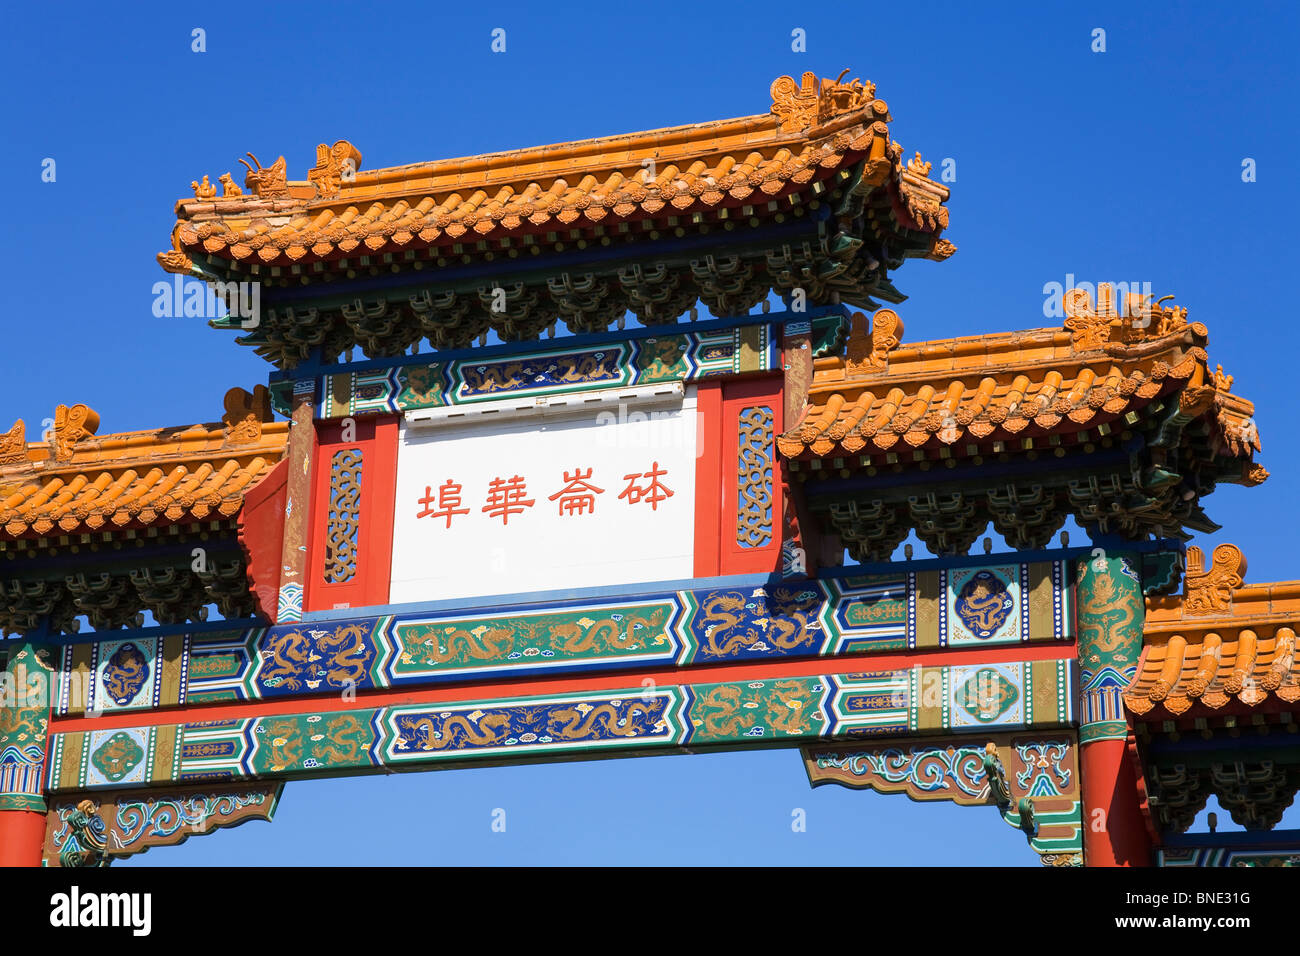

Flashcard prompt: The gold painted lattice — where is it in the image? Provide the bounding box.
[324,449,363,584]
[737,406,774,548]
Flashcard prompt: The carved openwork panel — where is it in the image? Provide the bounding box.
[736,405,774,549]
[324,449,363,584]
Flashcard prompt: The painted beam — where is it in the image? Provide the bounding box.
[45,656,1075,793]
[50,561,1074,713]
[312,322,784,420]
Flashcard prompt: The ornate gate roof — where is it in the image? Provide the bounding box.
[156,71,954,366]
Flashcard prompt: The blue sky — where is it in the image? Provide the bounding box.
[2,1,1296,864]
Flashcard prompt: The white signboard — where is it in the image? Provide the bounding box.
[390,389,698,603]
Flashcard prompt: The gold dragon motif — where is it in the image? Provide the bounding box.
[697,592,756,657]
[259,631,314,690]
[317,624,371,687]
[547,702,652,739]
[404,713,513,751]
[696,684,749,737]
[262,719,304,770]
[314,714,367,763]
[415,625,515,665]
[765,680,813,735]
[550,610,665,654]
[1080,566,1142,660]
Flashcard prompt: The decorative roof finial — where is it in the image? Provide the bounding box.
[0,419,25,464]
[1062,287,1111,351]
[239,152,289,199]
[308,140,363,199]
[218,172,243,197]
[190,175,217,200]
[51,404,100,461]
[1184,543,1246,615]
[770,69,875,133]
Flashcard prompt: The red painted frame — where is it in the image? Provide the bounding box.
[304,415,400,612]
[693,381,724,577]
[719,374,784,576]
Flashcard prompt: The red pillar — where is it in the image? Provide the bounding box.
[1079,737,1152,866]
[1075,552,1152,867]
[0,810,46,867]
[0,641,53,867]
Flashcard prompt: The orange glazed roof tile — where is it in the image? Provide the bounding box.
[1126,544,1300,717]
[0,388,287,540]
[778,287,1263,475]
[158,71,953,275]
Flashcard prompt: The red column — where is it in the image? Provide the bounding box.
[1075,552,1152,866]
[0,810,46,867]
[0,642,53,867]
[1079,736,1152,866]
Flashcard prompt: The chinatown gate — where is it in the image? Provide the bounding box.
[2,71,1295,868]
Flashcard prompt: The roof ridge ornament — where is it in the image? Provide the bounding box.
[0,419,25,464]
[218,173,243,197]
[1063,284,1191,351]
[770,68,876,133]
[190,174,217,200]
[223,385,274,445]
[1183,542,1246,616]
[906,151,932,176]
[307,140,362,199]
[239,152,289,198]
[52,403,100,461]
[845,308,904,374]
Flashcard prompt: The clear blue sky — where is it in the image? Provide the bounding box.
[2,1,1296,864]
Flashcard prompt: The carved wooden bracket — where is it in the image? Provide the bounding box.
[42,782,283,866]
[803,732,1083,866]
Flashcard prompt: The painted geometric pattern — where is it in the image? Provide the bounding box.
[318,325,776,419]
[46,660,1075,792]
[828,574,910,653]
[276,582,303,624]
[49,563,1075,712]
[735,406,774,549]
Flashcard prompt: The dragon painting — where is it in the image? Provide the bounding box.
[1080,565,1143,661]
[549,610,665,655]
[398,713,512,751]
[100,642,150,707]
[416,625,515,665]
[547,701,659,740]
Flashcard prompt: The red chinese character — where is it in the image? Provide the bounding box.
[482,475,535,525]
[416,479,470,528]
[618,462,674,511]
[547,468,605,516]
